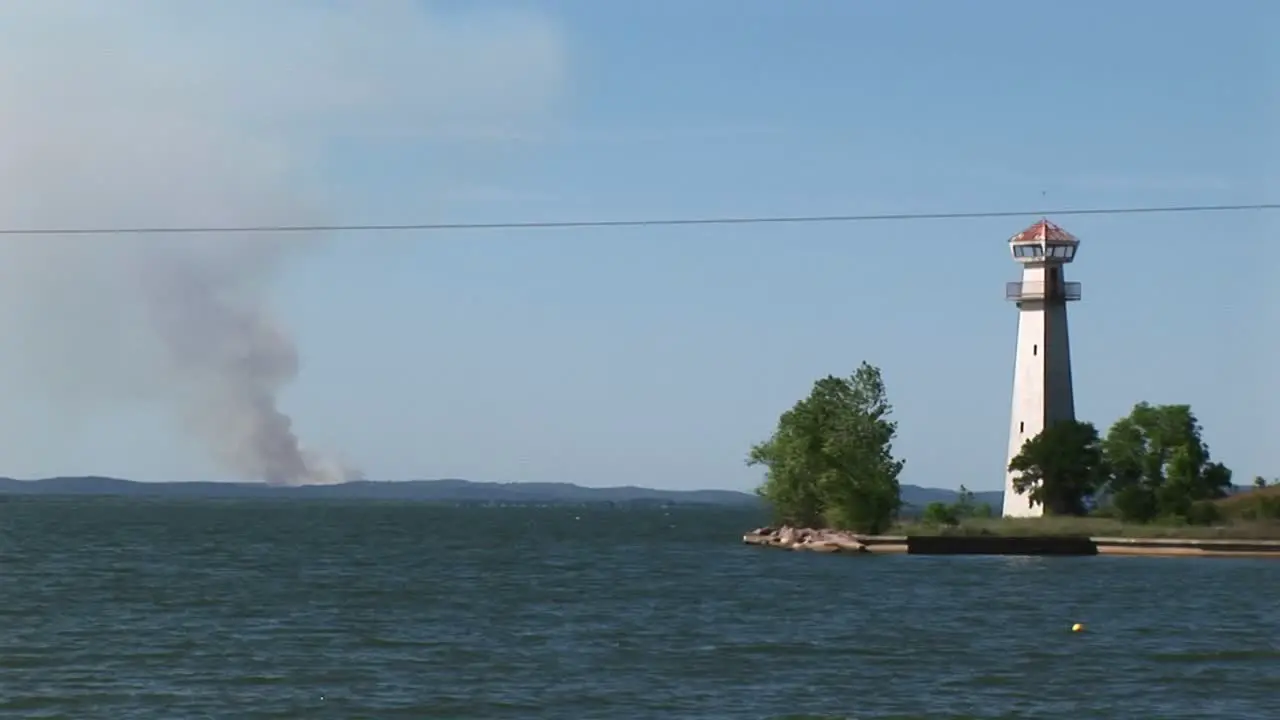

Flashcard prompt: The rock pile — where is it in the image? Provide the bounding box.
[742,525,868,554]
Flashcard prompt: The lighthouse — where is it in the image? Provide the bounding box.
[1002,219,1082,518]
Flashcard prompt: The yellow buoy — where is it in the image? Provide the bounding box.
[1071,623,1084,633]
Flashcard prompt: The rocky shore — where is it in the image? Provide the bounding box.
[742,525,871,554]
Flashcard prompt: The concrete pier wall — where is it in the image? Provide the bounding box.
[743,527,1280,558]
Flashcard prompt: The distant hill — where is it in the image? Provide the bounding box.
[899,486,1003,512]
[0,476,759,506]
[0,475,1005,509]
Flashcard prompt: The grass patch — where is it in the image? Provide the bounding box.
[892,515,1280,540]
[1217,485,1280,514]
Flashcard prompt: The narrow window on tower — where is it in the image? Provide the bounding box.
[1033,344,1038,356]
[1019,421,1025,434]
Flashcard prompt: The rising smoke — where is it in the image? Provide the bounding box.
[0,2,563,484]
[0,8,358,485]
[137,238,358,486]
[0,188,360,487]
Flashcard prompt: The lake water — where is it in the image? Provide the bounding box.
[0,497,1277,719]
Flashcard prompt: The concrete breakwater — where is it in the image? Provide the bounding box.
[1091,536,1280,558]
[744,526,1280,558]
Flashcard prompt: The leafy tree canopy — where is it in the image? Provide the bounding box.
[1007,419,1108,516]
[748,362,905,533]
[1101,402,1232,522]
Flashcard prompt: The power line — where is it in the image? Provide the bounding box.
[0,201,1277,237]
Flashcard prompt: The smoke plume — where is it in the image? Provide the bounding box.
[0,1,564,484]
[137,238,354,486]
[0,198,357,486]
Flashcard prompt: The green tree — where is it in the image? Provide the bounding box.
[1255,476,1269,489]
[921,501,958,526]
[1101,402,1233,522]
[1007,419,1108,516]
[920,486,994,527]
[953,485,995,518]
[748,362,905,533]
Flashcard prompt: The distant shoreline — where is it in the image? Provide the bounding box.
[0,475,1007,510]
[0,475,764,507]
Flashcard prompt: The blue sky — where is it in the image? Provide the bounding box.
[0,1,1276,491]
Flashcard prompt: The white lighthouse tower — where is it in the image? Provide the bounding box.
[1002,219,1082,518]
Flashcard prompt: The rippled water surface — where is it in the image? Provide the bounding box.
[1,497,1278,719]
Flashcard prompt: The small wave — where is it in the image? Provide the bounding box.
[1149,649,1280,662]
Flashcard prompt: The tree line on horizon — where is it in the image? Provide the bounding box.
[748,361,1269,534]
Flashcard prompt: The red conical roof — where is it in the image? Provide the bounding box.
[1008,218,1078,244]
